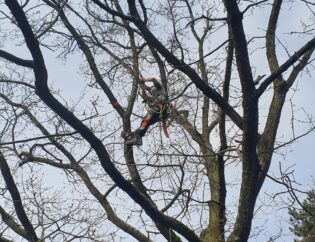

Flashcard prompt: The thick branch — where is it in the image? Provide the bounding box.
[0,152,38,242]
[74,165,153,242]
[170,105,204,145]
[126,0,243,130]
[257,50,314,184]
[112,0,141,116]
[5,1,200,241]
[91,0,134,21]
[286,48,315,88]
[0,49,34,68]
[0,206,28,240]
[256,37,315,98]
[265,0,283,73]
[0,93,79,164]
[223,2,261,242]
[19,153,75,169]
[223,0,255,97]
[0,236,13,242]
[0,79,35,89]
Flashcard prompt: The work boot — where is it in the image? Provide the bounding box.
[125,135,142,146]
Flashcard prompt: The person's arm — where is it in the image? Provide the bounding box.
[140,75,159,84]
[139,75,153,101]
[140,75,162,90]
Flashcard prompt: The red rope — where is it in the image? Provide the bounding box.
[111,100,120,108]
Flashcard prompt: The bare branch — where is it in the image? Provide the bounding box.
[127,0,244,130]
[0,132,78,147]
[5,2,201,241]
[91,0,134,21]
[0,79,35,89]
[0,49,34,68]
[0,236,13,242]
[242,0,269,15]
[0,206,28,240]
[0,151,38,241]
[256,37,315,98]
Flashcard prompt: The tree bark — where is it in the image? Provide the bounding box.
[0,152,38,242]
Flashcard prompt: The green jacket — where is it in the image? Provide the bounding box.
[151,81,168,104]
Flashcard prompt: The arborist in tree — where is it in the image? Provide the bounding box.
[122,75,169,145]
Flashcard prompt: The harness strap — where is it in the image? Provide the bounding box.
[158,103,169,138]
[141,88,170,138]
[162,119,169,138]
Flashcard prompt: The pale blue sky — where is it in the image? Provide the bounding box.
[0,1,314,241]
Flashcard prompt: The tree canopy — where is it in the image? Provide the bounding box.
[0,0,314,242]
[289,190,315,242]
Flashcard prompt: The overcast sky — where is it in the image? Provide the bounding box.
[1,1,314,241]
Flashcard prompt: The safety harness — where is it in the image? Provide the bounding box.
[150,102,170,138]
[141,82,170,138]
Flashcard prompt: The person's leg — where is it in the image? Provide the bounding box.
[136,113,158,135]
[126,112,159,145]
